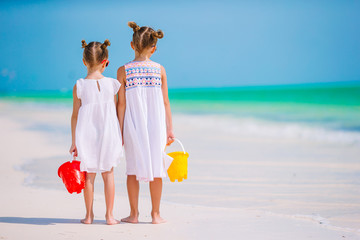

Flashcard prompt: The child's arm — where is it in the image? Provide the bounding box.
[117,66,126,144]
[69,84,81,156]
[161,65,175,145]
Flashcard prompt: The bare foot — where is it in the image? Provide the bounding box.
[151,213,166,224]
[105,214,120,225]
[121,213,139,224]
[81,213,94,224]
[106,218,120,225]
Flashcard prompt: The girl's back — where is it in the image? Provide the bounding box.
[76,77,119,105]
[123,60,167,182]
[124,60,164,109]
[76,77,122,173]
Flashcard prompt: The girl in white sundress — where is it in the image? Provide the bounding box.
[69,39,122,225]
[117,22,175,224]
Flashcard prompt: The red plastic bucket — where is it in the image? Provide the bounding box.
[58,160,86,194]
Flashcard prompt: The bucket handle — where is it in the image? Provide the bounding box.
[70,152,78,163]
[166,138,186,154]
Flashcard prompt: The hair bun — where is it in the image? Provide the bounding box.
[128,21,140,32]
[101,39,111,50]
[152,30,164,39]
[81,40,88,48]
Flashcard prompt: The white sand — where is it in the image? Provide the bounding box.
[0,100,359,240]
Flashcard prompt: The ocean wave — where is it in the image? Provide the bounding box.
[266,211,360,235]
[178,114,360,145]
[291,214,360,234]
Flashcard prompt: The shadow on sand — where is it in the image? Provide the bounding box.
[0,217,151,225]
[0,217,97,225]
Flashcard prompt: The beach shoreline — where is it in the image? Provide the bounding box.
[0,100,359,239]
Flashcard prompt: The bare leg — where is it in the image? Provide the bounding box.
[102,168,119,225]
[81,172,96,224]
[149,178,166,224]
[121,175,139,223]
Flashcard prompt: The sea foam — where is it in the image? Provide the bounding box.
[178,114,360,146]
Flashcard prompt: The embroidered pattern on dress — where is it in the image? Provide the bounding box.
[125,61,161,90]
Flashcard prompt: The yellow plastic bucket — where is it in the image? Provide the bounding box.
[166,139,189,182]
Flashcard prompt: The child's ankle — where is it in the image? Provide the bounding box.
[151,211,160,217]
[130,210,139,216]
[105,212,114,218]
[85,212,94,217]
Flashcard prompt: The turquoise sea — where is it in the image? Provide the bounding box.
[1,82,360,146]
[169,83,360,133]
[1,82,359,132]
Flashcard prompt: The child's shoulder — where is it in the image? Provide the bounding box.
[150,60,164,70]
[102,76,121,88]
[123,60,162,68]
[102,76,117,81]
[75,77,117,85]
[148,60,162,68]
[75,78,84,85]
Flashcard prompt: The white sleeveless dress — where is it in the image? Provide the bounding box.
[123,60,173,182]
[75,77,123,173]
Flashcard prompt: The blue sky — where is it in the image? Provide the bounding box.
[0,0,359,92]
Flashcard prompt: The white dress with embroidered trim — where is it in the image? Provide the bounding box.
[75,77,123,173]
[123,60,173,182]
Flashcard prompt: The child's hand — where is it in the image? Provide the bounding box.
[166,131,175,146]
[69,144,78,157]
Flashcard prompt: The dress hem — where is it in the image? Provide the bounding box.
[80,158,121,174]
[125,172,167,182]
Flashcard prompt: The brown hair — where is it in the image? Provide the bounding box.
[81,39,110,67]
[128,22,163,52]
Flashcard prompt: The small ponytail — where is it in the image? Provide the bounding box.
[81,40,88,48]
[128,22,164,52]
[128,21,140,32]
[152,30,164,39]
[101,39,111,50]
[81,40,110,67]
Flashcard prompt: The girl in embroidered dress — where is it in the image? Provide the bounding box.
[70,39,122,225]
[117,22,175,224]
